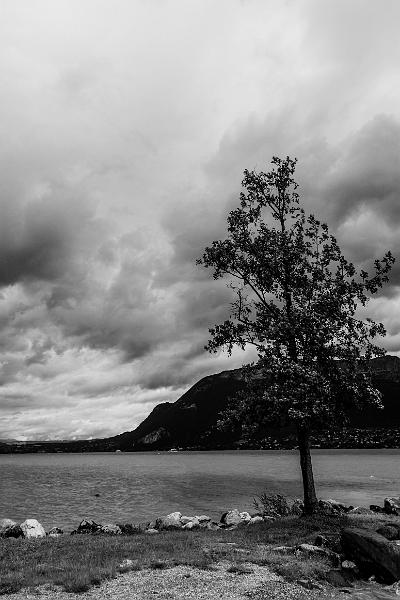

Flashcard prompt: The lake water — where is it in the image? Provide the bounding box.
[1,449,400,530]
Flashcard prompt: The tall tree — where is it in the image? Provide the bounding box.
[197,156,394,514]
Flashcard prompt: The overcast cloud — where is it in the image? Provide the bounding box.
[1,0,400,440]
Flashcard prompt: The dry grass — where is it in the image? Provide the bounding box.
[0,513,396,595]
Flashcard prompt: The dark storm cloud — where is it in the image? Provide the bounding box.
[321,116,400,225]
[1,0,400,439]
[0,192,95,286]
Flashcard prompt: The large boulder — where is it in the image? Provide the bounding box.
[155,511,182,530]
[342,527,400,582]
[220,509,249,526]
[0,518,23,538]
[384,497,400,515]
[20,519,46,539]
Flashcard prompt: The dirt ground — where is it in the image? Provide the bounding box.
[0,562,357,600]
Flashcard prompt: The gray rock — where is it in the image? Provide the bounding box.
[342,527,400,582]
[75,519,101,534]
[20,519,46,539]
[48,527,64,537]
[145,528,159,535]
[195,515,211,523]
[99,524,122,535]
[318,499,348,514]
[0,518,23,538]
[221,509,252,526]
[0,518,16,534]
[155,511,182,530]
[182,519,200,530]
[384,497,400,515]
[221,509,243,526]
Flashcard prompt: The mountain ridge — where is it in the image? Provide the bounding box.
[3,355,400,453]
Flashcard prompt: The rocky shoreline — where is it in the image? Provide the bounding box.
[3,495,400,588]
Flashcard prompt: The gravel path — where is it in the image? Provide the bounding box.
[0,563,350,600]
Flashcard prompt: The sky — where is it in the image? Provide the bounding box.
[1,0,400,440]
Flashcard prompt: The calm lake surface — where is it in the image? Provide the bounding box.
[1,449,400,530]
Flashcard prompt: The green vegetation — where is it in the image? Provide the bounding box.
[0,513,394,595]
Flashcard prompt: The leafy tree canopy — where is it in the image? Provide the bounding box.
[198,156,395,436]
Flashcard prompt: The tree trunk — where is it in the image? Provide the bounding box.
[297,428,318,515]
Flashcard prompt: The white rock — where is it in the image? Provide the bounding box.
[145,528,159,534]
[155,511,182,530]
[20,519,46,538]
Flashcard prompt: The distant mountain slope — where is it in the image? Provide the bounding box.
[110,368,245,450]
[3,355,400,453]
[108,355,400,451]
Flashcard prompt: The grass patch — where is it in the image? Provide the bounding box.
[0,513,397,595]
[255,550,331,582]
